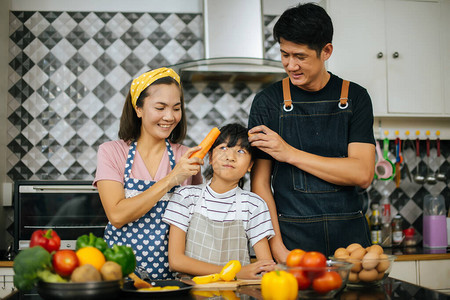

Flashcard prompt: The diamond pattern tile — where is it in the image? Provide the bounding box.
[78,12,104,37]
[9,52,34,76]
[7,10,449,239]
[133,14,159,38]
[22,64,49,90]
[23,38,49,64]
[38,52,62,76]
[53,12,77,37]
[38,25,63,50]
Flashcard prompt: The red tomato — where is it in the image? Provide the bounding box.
[299,251,327,280]
[286,249,306,267]
[52,249,79,277]
[299,251,327,268]
[289,268,311,290]
[312,271,342,294]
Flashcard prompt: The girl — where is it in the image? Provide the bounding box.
[94,68,203,279]
[162,123,276,279]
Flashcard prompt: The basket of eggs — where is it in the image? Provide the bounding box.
[330,243,396,288]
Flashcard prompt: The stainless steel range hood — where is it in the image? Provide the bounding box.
[171,0,285,83]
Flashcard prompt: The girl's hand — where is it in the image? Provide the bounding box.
[248,125,294,163]
[237,259,276,279]
[167,146,203,187]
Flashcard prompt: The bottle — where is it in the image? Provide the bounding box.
[392,214,404,246]
[370,204,382,245]
[381,196,392,247]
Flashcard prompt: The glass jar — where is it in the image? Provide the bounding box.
[391,215,404,246]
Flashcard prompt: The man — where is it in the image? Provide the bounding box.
[248,2,375,262]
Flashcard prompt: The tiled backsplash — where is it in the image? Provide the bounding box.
[5,11,450,248]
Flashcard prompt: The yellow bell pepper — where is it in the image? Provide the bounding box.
[220,290,240,300]
[219,260,242,281]
[192,273,220,284]
[261,270,298,300]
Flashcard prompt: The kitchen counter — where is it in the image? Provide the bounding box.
[3,277,450,299]
[383,246,450,261]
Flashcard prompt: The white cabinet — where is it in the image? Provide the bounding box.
[0,267,15,299]
[389,259,450,292]
[389,260,418,284]
[327,0,446,117]
[418,259,450,291]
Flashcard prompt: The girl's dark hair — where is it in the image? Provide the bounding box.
[273,2,333,57]
[205,123,254,188]
[118,76,187,144]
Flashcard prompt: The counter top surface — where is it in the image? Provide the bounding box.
[3,277,450,299]
[383,246,450,261]
[1,246,449,267]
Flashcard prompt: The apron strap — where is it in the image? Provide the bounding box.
[339,80,350,109]
[282,77,293,112]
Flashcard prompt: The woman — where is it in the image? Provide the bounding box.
[94,67,203,279]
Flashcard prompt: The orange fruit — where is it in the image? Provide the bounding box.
[75,246,106,271]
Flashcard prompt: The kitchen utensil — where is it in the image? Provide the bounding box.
[395,138,401,188]
[37,280,121,300]
[121,279,193,296]
[403,138,413,182]
[413,138,425,184]
[375,140,394,180]
[436,138,446,182]
[425,138,436,185]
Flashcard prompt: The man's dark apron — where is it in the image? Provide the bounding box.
[274,78,371,257]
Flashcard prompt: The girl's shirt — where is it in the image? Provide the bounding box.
[162,183,275,246]
[93,139,202,186]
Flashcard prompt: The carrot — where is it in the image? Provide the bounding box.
[190,127,221,159]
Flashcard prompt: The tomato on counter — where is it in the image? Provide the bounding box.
[312,271,342,294]
[289,268,311,290]
[52,249,79,277]
[286,248,305,267]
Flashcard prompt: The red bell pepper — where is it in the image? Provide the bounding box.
[29,229,61,253]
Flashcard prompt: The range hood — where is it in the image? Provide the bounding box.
[171,0,285,83]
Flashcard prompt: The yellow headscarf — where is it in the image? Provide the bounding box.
[130,67,181,109]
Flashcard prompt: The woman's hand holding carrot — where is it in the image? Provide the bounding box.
[167,146,203,187]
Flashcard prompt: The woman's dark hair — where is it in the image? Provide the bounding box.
[273,2,333,57]
[118,76,187,144]
[205,123,254,188]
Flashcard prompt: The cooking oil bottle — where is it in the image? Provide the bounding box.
[370,204,382,244]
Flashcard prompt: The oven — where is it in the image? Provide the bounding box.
[14,180,108,253]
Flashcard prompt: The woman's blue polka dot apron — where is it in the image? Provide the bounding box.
[103,139,177,279]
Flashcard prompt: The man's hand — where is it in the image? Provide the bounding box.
[248,125,294,163]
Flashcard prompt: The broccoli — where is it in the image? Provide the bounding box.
[13,245,67,291]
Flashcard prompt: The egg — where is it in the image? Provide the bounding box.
[376,254,390,272]
[376,271,385,281]
[350,247,367,260]
[358,269,378,282]
[368,244,383,255]
[334,247,350,259]
[348,271,359,283]
[346,243,363,254]
[362,251,380,270]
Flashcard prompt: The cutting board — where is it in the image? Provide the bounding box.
[181,278,261,290]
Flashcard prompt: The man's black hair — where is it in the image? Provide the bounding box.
[273,2,333,57]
